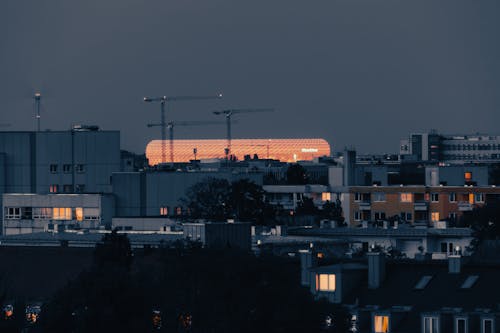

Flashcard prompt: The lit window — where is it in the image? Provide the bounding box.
[464,172,472,181]
[400,193,413,203]
[475,193,484,203]
[455,317,467,333]
[431,212,440,222]
[468,193,474,204]
[75,207,83,221]
[431,193,439,202]
[322,192,331,201]
[374,315,389,333]
[175,207,182,215]
[315,274,335,291]
[449,193,457,202]
[49,164,58,173]
[482,318,493,333]
[160,207,168,216]
[49,184,59,193]
[423,316,439,333]
[53,208,72,220]
[33,207,52,219]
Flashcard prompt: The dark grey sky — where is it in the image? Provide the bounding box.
[1,0,499,154]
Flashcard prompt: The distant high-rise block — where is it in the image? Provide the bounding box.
[145,138,331,165]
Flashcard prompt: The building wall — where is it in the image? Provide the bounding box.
[2,193,113,235]
[0,130,120,195]
[349,186,497,226]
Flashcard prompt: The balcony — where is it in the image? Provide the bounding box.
[458,202,473,211]
[414,202,428,211]
[358,201,371,210]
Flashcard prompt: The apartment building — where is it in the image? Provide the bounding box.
[348,185,500,226]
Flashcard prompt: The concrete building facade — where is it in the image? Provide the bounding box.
[0,129,120,195]
[2,193,115,235]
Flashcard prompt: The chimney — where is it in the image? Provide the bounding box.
[367,252,386,289]
[299,250,317,287]
[448,255,461,274]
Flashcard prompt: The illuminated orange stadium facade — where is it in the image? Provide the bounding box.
[146,138,331,165]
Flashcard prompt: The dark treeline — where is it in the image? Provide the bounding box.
[7,232,344,333]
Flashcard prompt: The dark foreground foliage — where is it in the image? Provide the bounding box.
[37,234,338,332]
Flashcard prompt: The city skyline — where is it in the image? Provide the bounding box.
[2,0,499,155]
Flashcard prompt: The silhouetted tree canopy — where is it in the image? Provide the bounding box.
[296,197,319,215]
[181,178,277,225]
[39,236,339,333]
[286,164,308,185]
[460,196,500,241]
[321,199,345,225]
[181,177,232,221]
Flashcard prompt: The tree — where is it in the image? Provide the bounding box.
[321,198,345,226]
[460,197,500,240]
[181,177,232,221]
[182,178,277,224]
[286,164,308,185]
[296,197,318,215]
[94,230,133,270]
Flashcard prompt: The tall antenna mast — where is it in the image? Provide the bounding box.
[34,92,41,131]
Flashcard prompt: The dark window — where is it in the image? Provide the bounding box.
[63,185,72,193]
[63,164,72,173]
[456,318,466,333]
[50,164,58,173]
[483,319,493,333]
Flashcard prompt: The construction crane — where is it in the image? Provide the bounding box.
[147,120,225,163]
[212,108,273,158]
[144,93,223,164]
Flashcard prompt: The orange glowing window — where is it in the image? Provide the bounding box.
[322,193,331,201]
[468,193,474,204]
[464,172,472,181]
[374,315,389,333]
[431,212,440,222]
[400,193,413,203]
[315,274,336,291]
[53,208,72,220]
[75,207,83,221]
[160,207,168,216]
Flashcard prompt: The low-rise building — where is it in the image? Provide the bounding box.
[301,251,500,333]
[290,226,473,259]
[2,193,114,235]
[348,185,500,227]
[183,222,252,251]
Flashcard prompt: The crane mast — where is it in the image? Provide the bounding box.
[212,108,273,158]
[144,93,222,165]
